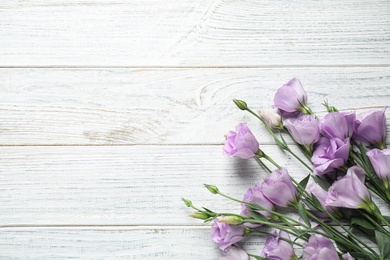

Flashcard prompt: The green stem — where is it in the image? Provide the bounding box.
[305,210,378,259]
[217,190,306,229]
[262,154,282,169]
[246,107,313,172]
[359,210,390,237]
[249,230,304,246]
[254,156,272,173]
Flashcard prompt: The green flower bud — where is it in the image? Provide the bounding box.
[233,99,248,110]
[204,184,219,194]
[182,198,193,207]
[218,216,244,225]
[189,212,210,220]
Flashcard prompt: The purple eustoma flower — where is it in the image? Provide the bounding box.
[284,114,320,147]
[320,111,356,139]
[302,234,338,260]
[354,108,387,148]
[223,123,259,159]
[325,166,372,210]
[261,168,298,207]
[220,244,249,260]
[311,137,350,175]
[261,230,296,260]
[211,218,245,251]
[241,184,274,219]
[273,78,308,116]
[366,148,390,185]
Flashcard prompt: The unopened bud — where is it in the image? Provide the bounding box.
[258,109,283,129]
[204,184,219,194]
[182,198,193,207]
[218,216,244,225]
[190,212,210,220]
[233,99,248,110]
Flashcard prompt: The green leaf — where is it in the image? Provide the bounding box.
[375,230,390,260]
[384,216,390,223]
[310,194,323,210]
[247,210,267,222]
[351,217,376,230]
[297,201,311,227]
[311,175,331,190]
[299,174,310,190]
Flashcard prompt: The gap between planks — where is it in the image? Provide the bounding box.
[0,65,389,69]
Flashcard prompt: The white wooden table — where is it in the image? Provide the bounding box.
[0,0,389,259]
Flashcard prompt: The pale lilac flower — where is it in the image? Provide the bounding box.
[261,168,298,207]
[211,218,245,251]
[320,111,356,139]
[223,123,259,159]
[342,252,354,260]
[311,137,350,175]
[284,114,320,147]
[354,108,387,148]
[325,166,372,209]
[366,148,390,183]
[302,234,338,260]
[306,183,337,217]
[261,230,296,260]
[241,184,274,219]
[258,109,283,129]
[220,245,249,260]
[273,78,308,116]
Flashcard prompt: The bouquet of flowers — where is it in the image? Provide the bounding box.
[183,78,389,260]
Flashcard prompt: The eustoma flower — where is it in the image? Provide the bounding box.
[273,78,309,116]
[320,111,356,139]
[325,166,373,210]
[366,148,390,186]
[223,123,259,159]
[261,230,297,260]
[261,168,298,207]
[302,234,338,260]
[353,108,387,149]
[241,183,274,218]
[211,218,245,251]
[311,137,350,175]
[283,114,320,148]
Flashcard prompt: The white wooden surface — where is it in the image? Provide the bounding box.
[0,1,389,259]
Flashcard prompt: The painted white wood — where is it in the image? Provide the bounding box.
[0,0,389,66]
[0,227,269,259]
[0,67,389,145]
[0,145,309,226]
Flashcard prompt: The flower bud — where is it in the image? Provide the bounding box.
[233,99,248,110]
[218,216,244,225]
[182,198,193,207]
[204,184,219,194]
[189,212,209,220]
[258,109,283,129]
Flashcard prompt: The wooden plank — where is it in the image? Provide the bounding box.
[1,145,388,226]
[0,227,378,259]
[0,227,261,259]
[0,67,389,145]
[0,0,389,66]
[0,145,310,226]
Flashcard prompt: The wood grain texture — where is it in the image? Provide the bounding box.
[0,0,389,66]
[0,145,307,226]
[1,145,389,226]
[0,67,389,145]
[0,227,268,259]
